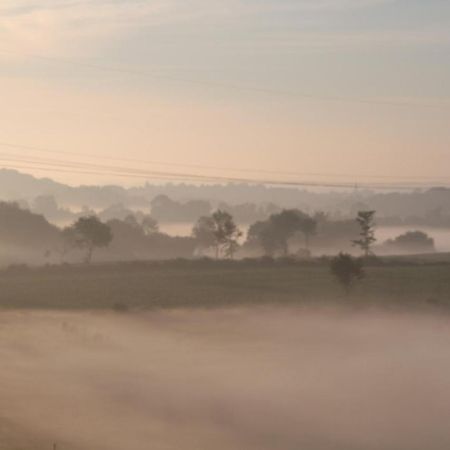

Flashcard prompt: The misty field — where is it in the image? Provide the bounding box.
[0,261,449,310]
[1,308,450,450]
[2,262,450,449]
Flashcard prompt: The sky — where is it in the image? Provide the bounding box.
[0,0,449,187]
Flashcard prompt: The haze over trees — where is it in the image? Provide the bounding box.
[382,231,435,255]
[151,195,211,223]
[0,195,446,268]
[7,170,450,229]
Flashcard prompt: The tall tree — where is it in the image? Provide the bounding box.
[352,210,376,257]
[65,216,113,263]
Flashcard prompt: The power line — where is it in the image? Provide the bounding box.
[0,154,445,191]
[0,141,448,184]
[0,49,449,110]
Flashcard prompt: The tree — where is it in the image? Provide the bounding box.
[247,220,278,256]
[269,210,304,255]
[65,216,113,263]
[192,210,242,258]
[192,216,216,255]
[330,253,365,292]
[383,230,435,254]
[352,211,376,257]
[211,210,242,259]
[246,209,317,256]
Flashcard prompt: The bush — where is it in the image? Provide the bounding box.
[330,253,365,292]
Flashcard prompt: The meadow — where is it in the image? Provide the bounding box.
[0,259,449,310]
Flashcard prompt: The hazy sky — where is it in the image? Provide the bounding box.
[0,0,449,186]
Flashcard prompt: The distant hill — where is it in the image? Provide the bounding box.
[0,169,65,199]
[0,169,133,209]
[2,169,450,224]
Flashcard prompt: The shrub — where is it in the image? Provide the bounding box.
[330,253,365,292]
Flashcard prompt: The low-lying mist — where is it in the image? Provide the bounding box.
[1,307,450,450]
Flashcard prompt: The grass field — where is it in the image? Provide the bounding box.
[1,260,449,310]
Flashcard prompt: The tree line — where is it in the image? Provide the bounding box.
[0,201,436,266]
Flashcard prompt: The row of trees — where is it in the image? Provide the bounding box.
[59,211,373,295]
[191,209,318,259]
[150,194,281,224]
[191,209,377,260]
[60,207,439,264]
[56,211,371,292]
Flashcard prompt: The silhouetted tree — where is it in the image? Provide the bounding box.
[383,230,435,254]
[192,210,242,258]
[268,210,305,255]
[330,253,364,292]
[192,216,216,256]
[247,220,278,256]
[247,209,317,256]
[211,210,242,259]
[65,216,113,263]
[352,211,376,257]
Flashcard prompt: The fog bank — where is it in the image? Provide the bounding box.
[1,308,450,450]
